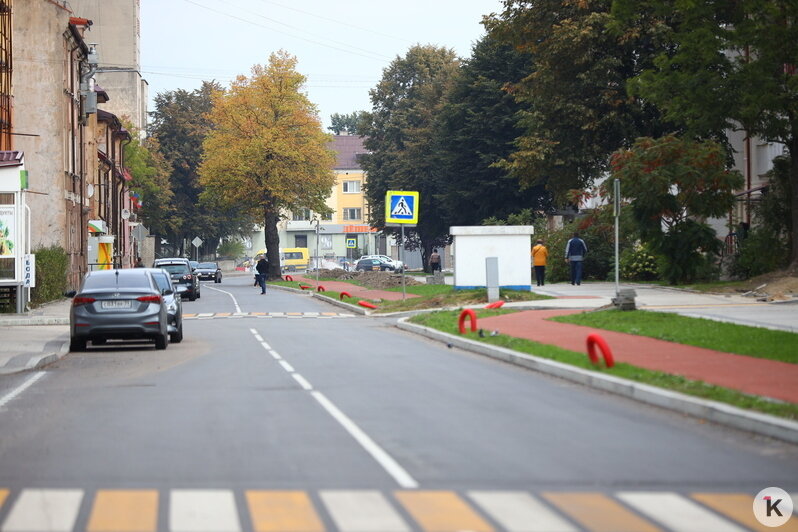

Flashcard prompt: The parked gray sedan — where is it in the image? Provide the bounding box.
[66,269,170,351]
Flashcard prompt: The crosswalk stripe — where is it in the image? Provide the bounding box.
[169,490,241,532]
[395,491,494,532]
[468,491,577,532]
[617,492,745,532]
[245,491,323,532]
[321,490,409,532]
[692,493,798,532]
[794,494,798,514]
[0,490,7,511]
[542,492,661,532]
[86,490,158,532]
[1,489,83,532]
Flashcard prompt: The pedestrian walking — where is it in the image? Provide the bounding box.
[565,232,587,285]
[429,248,441,272]
[134,257,144,268]
[531,239,548,286]
[255,256,269,294]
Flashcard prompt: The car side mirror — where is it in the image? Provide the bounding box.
[64,290,76,298]
[162,287,174,296]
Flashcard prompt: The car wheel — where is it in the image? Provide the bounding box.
[170,322,183,343]
[155,332,168,350]
[70,337,86,352]
[197,288,201,299]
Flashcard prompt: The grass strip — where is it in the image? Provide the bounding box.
[551,309,798,364]
[409,309,798,419]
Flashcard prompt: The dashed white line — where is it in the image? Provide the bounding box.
[279,360,295,373]
[268,349,281,360]
[292,374,313,391]
[0,372,45,409]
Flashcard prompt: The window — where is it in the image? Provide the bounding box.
[343,208,361,221]
[295,235,308,247]
[292,208,311,221]
[342,181,360,193]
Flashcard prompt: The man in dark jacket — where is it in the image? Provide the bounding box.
[565,232,587,286]
[255,256,269,294]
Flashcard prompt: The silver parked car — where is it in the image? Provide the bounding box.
[66,269,170,351]
[145,268,185,343]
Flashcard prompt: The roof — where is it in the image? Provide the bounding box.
[0,151,23,167]
[330,135,368,170]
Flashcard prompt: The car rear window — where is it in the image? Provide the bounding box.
[160,264,190,275]
[151,272,172,291]
[83,271,152,289]
[198,262,216,268]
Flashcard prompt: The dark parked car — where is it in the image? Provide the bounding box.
[66,269,170,351]
[195,261,222,283]
[355,257,396,272]
[146,268,184,343]
[153,258,200,301]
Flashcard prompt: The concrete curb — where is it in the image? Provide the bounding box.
[0,341,70,376]
[396,318,798,445]
[0,316,69,326]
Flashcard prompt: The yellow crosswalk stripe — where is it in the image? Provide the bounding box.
[692,493,798,532]
[395,490,494,532]
[246,491,324,532]
[542,492,661,532]
[86,490,158,532]
[0,488,7,509]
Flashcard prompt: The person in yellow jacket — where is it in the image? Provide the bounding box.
[531,239,549,286]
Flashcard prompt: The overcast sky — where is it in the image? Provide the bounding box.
[140,0,505,130]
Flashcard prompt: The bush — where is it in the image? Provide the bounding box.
[620,244,660,281]
[30,245,68,307]
[730,228,790,279]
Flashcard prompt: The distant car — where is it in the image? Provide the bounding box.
[356,254,404,272]
[195,261,222,283]
[153,258,200,301]
[355,257,396,272]
[65,268,170,351]
[189,260,199,271]
[146,268,184,343]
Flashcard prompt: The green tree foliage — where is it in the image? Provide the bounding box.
[614,0,798,265]
[328,111,366,135]
[123,130,176,237]
[485,0,670,202]
[360,45,460,267]
[200,51,336,279]
[610,136,744,284]
[436,35,551,226]
[30,245,68,306]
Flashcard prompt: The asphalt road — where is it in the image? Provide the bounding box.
[1,276,797,531]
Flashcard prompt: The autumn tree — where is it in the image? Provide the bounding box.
[613,0,798,267]
[484,0,670,202]
[610,136,744,284]
[360,45,460,267]
[123,130,176,237]
[200,51,336,278]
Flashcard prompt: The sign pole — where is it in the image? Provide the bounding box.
[401,224,406,300]
[614,178,620,298]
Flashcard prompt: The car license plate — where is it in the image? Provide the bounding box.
[101,300,132,309]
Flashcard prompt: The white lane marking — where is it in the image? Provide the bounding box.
[617,492,746,532]
[169,490,241,532]
[253,334,263,342]
[203,285,241,313]
[321,490,410,532]
[279,360,295,373]
[292,373,314,391]
[260,341,272,351]
[268,350,281,360]
[311,391,418,489]
[1,489,83,532]
[468,491,576,532]
[0,372,45,409]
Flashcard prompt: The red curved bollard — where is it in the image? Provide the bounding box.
[299,284,312,290]
[317,286,326,292]
[458,309,477,334]
[339,291,352,300]
[284,275,294,282]
[484,301,505,309]
[358,300,377,309]
[587,333,615,368]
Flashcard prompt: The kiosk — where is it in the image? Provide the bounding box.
[0,152,30,312]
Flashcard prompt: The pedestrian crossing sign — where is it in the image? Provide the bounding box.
[346,238,357,248]
[385,190,419,225]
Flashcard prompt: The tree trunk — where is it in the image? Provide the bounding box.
[263,206,281,280]
[790,135,798,270]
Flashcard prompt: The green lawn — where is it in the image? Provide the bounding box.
[409,309,798,419]
[551,309,798,364]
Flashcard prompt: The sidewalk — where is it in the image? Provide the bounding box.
[0,298,70,375]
